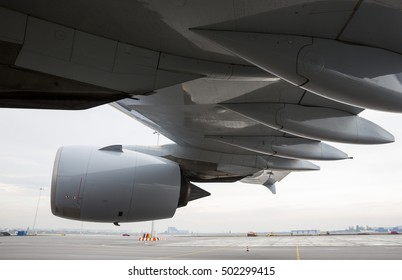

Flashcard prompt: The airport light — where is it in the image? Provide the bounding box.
[32,187,44,235]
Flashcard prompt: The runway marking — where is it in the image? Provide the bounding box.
[296,244,301,260]
[155,247,226,259]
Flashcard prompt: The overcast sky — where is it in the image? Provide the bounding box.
[1,105,402,233]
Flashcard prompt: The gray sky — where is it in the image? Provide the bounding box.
[1,105,402,233]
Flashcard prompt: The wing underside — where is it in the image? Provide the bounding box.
[1,0,400,191]
[113,78,367,187]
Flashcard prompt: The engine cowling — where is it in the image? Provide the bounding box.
[51,145,208,223]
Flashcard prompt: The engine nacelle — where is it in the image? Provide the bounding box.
[51,145,195,223]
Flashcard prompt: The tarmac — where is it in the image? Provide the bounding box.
[1,234,402,260]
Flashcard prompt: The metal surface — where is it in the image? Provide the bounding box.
[1,0,402,219]
[52,146,182,223]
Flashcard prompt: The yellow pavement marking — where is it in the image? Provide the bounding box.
[296,244,301,260]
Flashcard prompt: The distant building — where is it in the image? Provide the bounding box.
[164,227,189,235]
[291,230,320,236]
[376,227,389,233]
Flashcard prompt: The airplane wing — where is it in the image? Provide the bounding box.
[0,0,400,224]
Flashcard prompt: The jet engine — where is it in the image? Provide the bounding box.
[51,145,209,224]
